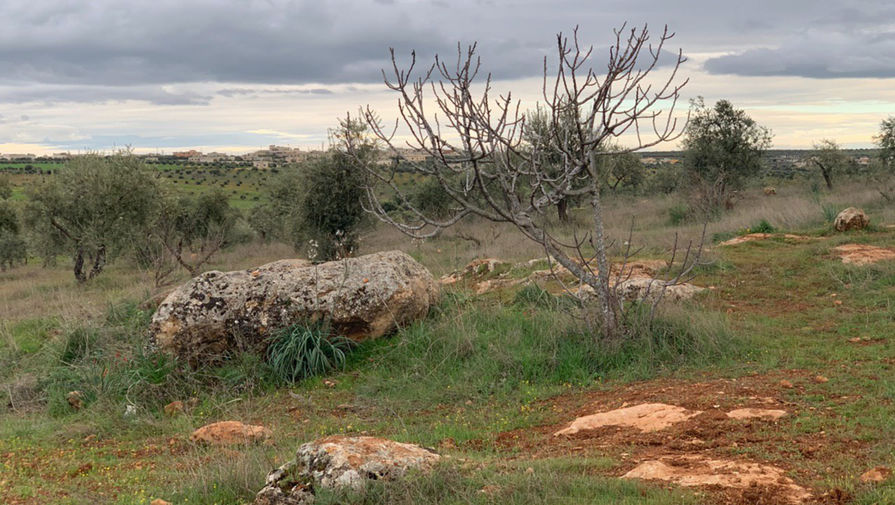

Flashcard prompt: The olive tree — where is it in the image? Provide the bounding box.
[0,176,27,270]
[807,139,853,190]
[682,98,772,212]
[345,25,698,337]
[137,189,238,285]
[875,116,895,168]
[873,116,895,201]
[24,153,160,282]
[257,128,372,261]
[296,148,370,261]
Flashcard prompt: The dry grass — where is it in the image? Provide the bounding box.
[0,242,295,324]
[361,177,895,274]
[3,177,892,323]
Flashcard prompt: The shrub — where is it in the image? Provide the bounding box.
[266,323,354,384]
[667,203,690,225]
[750,219,775,234]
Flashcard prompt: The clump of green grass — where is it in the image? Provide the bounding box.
[58,327,97,364]
[357,295,738,407]
[266,322,354,384]
[512,282,576,310]
[749,218,776,234]
[821,203,839,223]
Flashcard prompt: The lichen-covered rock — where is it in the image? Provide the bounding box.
[834,207,869,232]
[298,436,440,489]
[149,251,439,363]
[253,461,315,505]
[254,436,439,504]
[616,277,705,302]
[577,278,704,303]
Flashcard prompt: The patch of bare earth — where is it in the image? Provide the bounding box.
[719,233,815,247]
[553,403,702,435]
[832,244,895,265]
[496,374,869,504]
[623,455,811,504]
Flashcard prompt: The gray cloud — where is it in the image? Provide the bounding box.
[0,85,212,105]
[1,0,893,108]
[704,4,895,78]
[0,0,700,105]
[216,87,334,98]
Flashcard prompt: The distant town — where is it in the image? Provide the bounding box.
[0,145,882,176]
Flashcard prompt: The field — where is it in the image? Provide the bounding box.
[0,162,272,210]
[1,178,893,504]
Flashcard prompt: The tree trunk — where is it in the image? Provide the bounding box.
[588,151,617,337]
[88,245,106,280]
[821,167,833,190]
[73,249,87,283]
[556,198,569,223]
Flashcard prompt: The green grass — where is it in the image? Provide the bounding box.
[1,202,893,504]
[314,458,698,505]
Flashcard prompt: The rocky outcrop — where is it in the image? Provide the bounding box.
[615,277,705,302]
[834,207,869,232]
[190,421,272,446]
[149,251,439,363]
[254,436,440,504]
[577,278,704,303]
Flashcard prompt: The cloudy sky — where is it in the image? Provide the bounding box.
[1,0,894,155]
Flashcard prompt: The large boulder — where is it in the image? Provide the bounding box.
[149,251,439,363]
[834,207,869,232]
[254,436,440,504]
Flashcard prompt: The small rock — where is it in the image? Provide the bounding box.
[860,466,892,483]
[814,375,829,384]
[779,380,794,389]
[763,187,777,195]
[834,207,869,232]
[479,485,502,496]
[848,337,863,343]
[66,391,83,410]
[190,421,272,446]
[255,436,439,503]
[726,408,787,420]
[164,401,184,417]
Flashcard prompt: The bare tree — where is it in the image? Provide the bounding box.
[345,25,697,337]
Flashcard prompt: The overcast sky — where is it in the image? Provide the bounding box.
[2,0,894,154]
